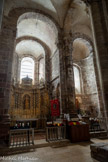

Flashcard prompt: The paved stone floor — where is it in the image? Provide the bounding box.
[0,138,108,162]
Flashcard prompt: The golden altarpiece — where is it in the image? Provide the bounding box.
[9,76,50,129]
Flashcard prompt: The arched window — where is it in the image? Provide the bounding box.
[20,57,34,81]
[73,65,81,94]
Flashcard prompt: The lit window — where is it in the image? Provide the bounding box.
[73,66,81,94]
[20,57,34,80]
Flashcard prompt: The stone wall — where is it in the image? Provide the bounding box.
[50,49,60,99]
[51,77,60,99]
[51,49,60,81]
[11,52,19,84]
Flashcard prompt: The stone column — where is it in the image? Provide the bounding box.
[0,21,16,146]
[89,0,108,119]
[45,50,51,88]
[58,32,67,116]
[64,34,76,117]
[58,32,76,117]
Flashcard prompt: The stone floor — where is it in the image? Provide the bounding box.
[0,138,108,162]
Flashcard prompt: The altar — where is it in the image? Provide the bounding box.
[9,76,50,130]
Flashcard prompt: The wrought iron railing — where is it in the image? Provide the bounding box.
[9,128,34,147]
[46,126,66,142]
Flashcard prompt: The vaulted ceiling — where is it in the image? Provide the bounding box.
[4,0,72,27]
[16,40,45,58]
[4,0,92,60]
[17,17,57,54]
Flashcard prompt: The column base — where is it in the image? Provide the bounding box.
[0,114,10,147]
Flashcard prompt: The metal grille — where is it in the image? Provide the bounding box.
[46,126,66,142]
[9,128,34,147]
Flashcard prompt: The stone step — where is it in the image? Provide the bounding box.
[0,139,70,156]
[34,129,46,133]
[90,130,107,138]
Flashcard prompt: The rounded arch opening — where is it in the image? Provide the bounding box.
[6,7,61,131]
[11,9,59,86]
[72,36,100,117]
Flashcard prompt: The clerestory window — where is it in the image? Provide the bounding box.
[20,57,34,81]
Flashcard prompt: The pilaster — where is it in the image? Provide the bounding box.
[0,21,16,146]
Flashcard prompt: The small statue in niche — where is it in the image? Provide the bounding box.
[23,94,30,109]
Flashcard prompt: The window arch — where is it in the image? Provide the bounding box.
[20,57,34,81]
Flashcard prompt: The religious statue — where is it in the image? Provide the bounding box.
[23,95,30,109]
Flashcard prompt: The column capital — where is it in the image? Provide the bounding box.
[63,32,73,42]
[57,32,73,48]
